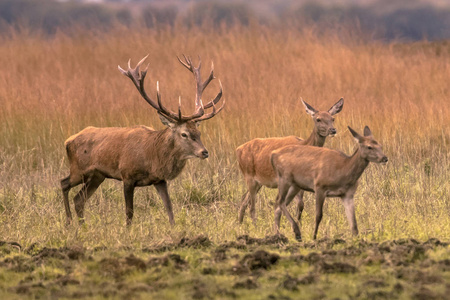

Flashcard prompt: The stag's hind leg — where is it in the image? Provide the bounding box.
[61,174,83,224]
[73,174,105,224]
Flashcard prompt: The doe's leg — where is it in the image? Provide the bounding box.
[294,190,305,222]
[238,191,249,223]
[313,190,326,240]
[238,178,261,224]
[342,194,358,236]
[278,185,302,241]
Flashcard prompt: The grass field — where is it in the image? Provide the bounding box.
[0,26,449,298]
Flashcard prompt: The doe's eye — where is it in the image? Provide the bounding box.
[181,133,188,138]
[368,146,373,150]
[316,119,321,122]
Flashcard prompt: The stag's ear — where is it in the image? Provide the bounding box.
[328,98,344,116]
[301,98,318,116]
[348,126,364,143]
[159,114,176,129]
[363,126,372,137]
[194,121,201,128]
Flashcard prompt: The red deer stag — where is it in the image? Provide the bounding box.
[236,98,344,223]
[271,126,388,241]
[60,55,224,225]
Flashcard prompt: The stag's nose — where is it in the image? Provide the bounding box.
[330,128,337,135]
[201,150,209,159]
[381,156,388,163]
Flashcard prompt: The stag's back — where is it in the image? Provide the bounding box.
[64,126,155,179]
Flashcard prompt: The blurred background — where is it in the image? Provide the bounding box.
[0,0,449,41]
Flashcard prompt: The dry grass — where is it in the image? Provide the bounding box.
[0,26,449,248]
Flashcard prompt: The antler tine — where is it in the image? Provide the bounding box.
[177,55,192,72]
[118,55,159,111]
[119,55,183,122]
[200,60,216,93]
[156,81,181,121]
[203,79,223,109]
[194,95,226,122]
[178,96,182,120]
[197,55,202,70]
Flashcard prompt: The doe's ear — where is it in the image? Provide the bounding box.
[328,97,344,116]
[348,126,364,143]
[363,126,372,137]
[301,98,318,116]
[159,113,177,129]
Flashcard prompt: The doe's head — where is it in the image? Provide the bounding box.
[348,126,388,164]
[302,98,344,137]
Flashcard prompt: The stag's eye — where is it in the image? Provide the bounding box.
[316,119,321,122]
[368,146,373,150]
[181,133,188,138]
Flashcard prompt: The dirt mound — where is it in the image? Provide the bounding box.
[233,277,258,289]
[236,234,289,246]
[178,235,212,248]
[143,235,212,252]
[98,254,147,279]
[0,241,22,253]
[147,253,187,270]
[316,261,358,274]
[1,255,35,272]
[31,246,85,264]
[279,273,316,291]
[231,250,280,274]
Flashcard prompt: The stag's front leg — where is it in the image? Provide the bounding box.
[342,194,358,236]
[154,181,175,226]
[123,181,136,226]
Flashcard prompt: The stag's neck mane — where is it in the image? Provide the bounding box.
[148,127,189,180]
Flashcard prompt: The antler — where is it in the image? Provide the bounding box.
[118,55,224,123]
[176,55,224,121]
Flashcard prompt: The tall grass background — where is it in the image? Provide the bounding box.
[0,25,448,248]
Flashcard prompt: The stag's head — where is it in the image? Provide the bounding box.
[348,126,388,164]
[119,55,225,160]
[301,98,344,137]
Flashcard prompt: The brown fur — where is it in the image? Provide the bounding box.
[61,55,224,226]
[236,98,344,223]
[271,126,388,241]
[61,122,208,225]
